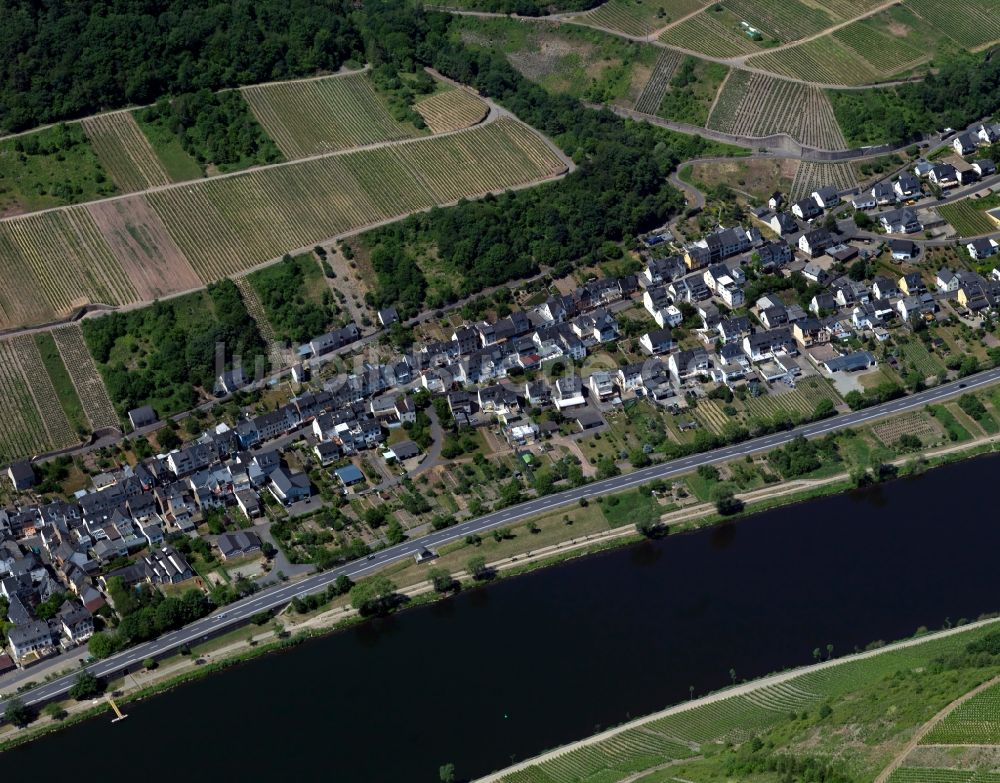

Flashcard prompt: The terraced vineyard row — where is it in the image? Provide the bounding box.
[923,681,1000,745]
[744,378,842,419]
[832,20,927,74]
[9,334,78,448]
[660,11,763,57]
[790,160,856,200]
[414,89,488,133]
[634,50,684,114]
[241,71,421,159]
[0,207,138,330]
[573,0,704,38]
[234,277,289,368]
[82,111,171,191]
[707,71,846,149]
[906,0,1000,49]
[939,200,997,236]
[889,770,1000,783]
[147,118,565,282]
[51,324,120,431]
[722,0,835,42]
[748,37,881,86]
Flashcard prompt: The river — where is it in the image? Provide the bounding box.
[5,454,1000,780]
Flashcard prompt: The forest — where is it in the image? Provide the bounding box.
[83,280,266,416]
[0,0,364,131]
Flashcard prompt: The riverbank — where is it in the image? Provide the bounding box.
[4,432,1000,753]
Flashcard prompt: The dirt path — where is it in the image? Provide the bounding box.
[873,674,1000,783]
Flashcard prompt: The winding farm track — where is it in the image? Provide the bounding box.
[440,7,929,89]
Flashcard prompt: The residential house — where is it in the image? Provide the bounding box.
[898,272,924,296]
[802,261,829,284]
[57,601,94,645]
[890,239,918,262]
[810,292,837,316]
[792,318,829,348]
[811,186,840,209]
[7,462,34,492]
[7,619,55,662]
[668,349,710,381]
[215,368,248,396]
[553,376,586,410]
[871,276,900,300]
[718,316,751,344]
[894,173,922,200]
[639,329,675,355]
[972,159,997,178]
[524,380,552,407]
[880,208,921,234]
[588,371,616,401]
[913,160,934,178]
[644,256,686,287]
[975,123,1000,144]
[141,546,193,585]
[377,307,399,327]
[759,305,788,329]
[217,531,262,561]
[929,163,959,188]
[936,268,961,292]
[792,198,822,221]
[335,465,365,487]
[768,192,783,210]
[953,132,978,156]
[871,182,896,206]
[269,467,311,505]
[743,328,796,361]
[851,194,877,211]
[755,241,792,271]
[968,238,1000,261]
[770,212,798,237]
[799,228,832,257]
[615,363,644,393]
[128,405,157,430]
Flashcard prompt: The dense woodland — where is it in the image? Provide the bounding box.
[83,280,265,416]
[0,0,364,131]
[249,255,340,343]
[831,56,1000,146]
[139,90,282,169]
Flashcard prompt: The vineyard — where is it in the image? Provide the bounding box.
[871,411,942,446]
[0,334,79,462]
[706,71,847,149]
[51,324,121,431]
[414,88,488,133]
[659,10,763,57]
[939,200,997,236]
[146,118,565,282]
[832,19,927,74]
[889,770,1000,783]
[634,50,683,114]
[748,14,930,86]
[721,0,835,43]
[493,622,1000,783]
[0,206,138,330]
[897,337,946,378]
[572,0,706,38]
[923,681,1000,745]
[905,0,1000,49]
[743,377,843,420]
[82,111,171,191]
[790,160,857,200]
[241,72,421,160]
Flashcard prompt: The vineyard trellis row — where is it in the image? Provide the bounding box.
[634,50,684,114]
[660,11,763,58]
[414,89,489,133]
[790,160,857,201]
[241,71,422,160]
[51,324,121,431]
[146,118,564,283]
[82,111,171,191]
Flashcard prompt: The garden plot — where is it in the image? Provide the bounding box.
[871,411,943,447]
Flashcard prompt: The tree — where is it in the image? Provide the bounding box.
[715,489,744,516]
[629,448,651,468]
[440,763,457,783]
[87,631,118,659]
[69,670,102,700]
[467,555,490,581]
[5,697,31,728]
[333,575,354,595]
[429,568,457,593]
[350,576,397,616]
[43,702,67,721]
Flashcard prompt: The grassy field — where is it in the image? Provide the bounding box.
[414,88,488,133]
[461,17,659,107]
[492,622,1000,783]
[929,404,972,442]
[939,196,1000,237]
[0,123,117,215]
[50,324,120,431]
[81,111,171,192]
[0,206,138,330]
[707,70,847,149]
[132,112,203,182]
[241,71,423,159]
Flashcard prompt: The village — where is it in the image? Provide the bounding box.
[2,118,1000,681]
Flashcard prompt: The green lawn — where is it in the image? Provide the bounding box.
[929,404,972,442]
[600,490,662,528]
[133,112,203,181]
[34,332,88,436]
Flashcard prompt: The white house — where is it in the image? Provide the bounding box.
[811,186,840,209]
[968,238,1000,261]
